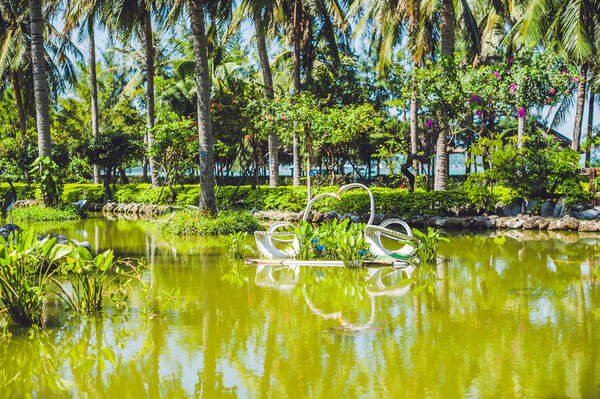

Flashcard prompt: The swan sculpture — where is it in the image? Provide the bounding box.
[254,183,415,264]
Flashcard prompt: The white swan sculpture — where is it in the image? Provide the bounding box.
[254,183,416,263]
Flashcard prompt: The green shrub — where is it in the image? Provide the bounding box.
[153,210,261,236]
[13,205,80,222]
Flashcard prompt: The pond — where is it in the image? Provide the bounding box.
[2,215,600,398]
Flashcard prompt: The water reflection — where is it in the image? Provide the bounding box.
[1,219,599,398]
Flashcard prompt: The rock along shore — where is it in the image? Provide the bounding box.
[253,210,600,233]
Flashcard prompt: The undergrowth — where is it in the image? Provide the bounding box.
[152,210,261,236]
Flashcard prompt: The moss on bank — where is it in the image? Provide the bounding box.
[151,211,261,236]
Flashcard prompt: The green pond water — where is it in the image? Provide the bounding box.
[2,214,600,398]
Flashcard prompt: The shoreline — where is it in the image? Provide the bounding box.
[14,201,600,232]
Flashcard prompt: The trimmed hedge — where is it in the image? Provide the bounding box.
[0,183,477,216]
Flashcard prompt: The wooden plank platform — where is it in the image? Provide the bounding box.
[245,258,411,268]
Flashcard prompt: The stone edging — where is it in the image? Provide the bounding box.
[253,210,600,232]
[88,202,179,216]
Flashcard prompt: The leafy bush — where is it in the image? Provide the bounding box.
[29,156,63,207]
[153,210,261,236]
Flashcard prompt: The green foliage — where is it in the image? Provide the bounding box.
[150,111,198,189]
[153,210,261,236]
[87,130,144,173]
[412,227,449,264]
[29,156,63,207]
[293,219,373,268]
[408,227,449,295]
[12,205,80,222]
[222,232,251,259]
[496,131,581,200]
[53,249,141,314]
[0,231,74,326]
[318,220,372,268]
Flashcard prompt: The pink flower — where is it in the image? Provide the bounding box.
[518,108,525,119]
[475,110,482,116]
[549,87,555,94]
[508,58,513,63]
[510,83,518,91]
[426,119,434,129]
[281,115,287,120]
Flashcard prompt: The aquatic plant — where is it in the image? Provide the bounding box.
[222,231,251,259]
[412,227,449,264]
[318,219,372,268]
[0,230,73,326]
[293,220,319,261]
[292,219,372,267]
[52,249,142,314]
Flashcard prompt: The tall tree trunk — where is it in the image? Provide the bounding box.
[29,0,51,158]
[517,108,526,150]
[292,0,302,187]
[89,16,101,184]
[254,13,279,188]
[10,71,27,144]
[434,0,455,191]
[585,78,595,166]
[144,8,159,188]
[572,64,588,152]
[188,0,216,214]
[410,69,418,172]
[433,119,448,191]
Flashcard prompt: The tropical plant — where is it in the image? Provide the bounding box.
[29,156,63,207]
[52,248,141,313]
[0,230,74,326]
[222,231,251,259]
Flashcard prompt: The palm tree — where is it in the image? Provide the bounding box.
[228,0,280,187]
[186,0,218,213]
[432,0,455,191]
[0,0,29,143]
[351,0,436,175]
[104,0,164,187]
[64,0,108,184]
[29,0,51,157]
[512,0,600,152]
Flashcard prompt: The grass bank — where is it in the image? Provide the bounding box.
[151,211,261,236]
[12,205,81,222]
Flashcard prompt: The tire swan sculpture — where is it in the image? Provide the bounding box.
[254,183,415,262]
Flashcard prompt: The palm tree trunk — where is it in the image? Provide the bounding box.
[292,0,302,187]
[585,77,595,166]
[88,16,101,184]
[144,7,159,188]
[29,0,51,158]
[440,0,455,57]
[517,108,526,150]
[433,118,448,191]
[410,69,418,171]
[188,0,216,214]
[434,0,455,191]
[10,71,27,144]
[572,64,588,152]
[254,13,279,188]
